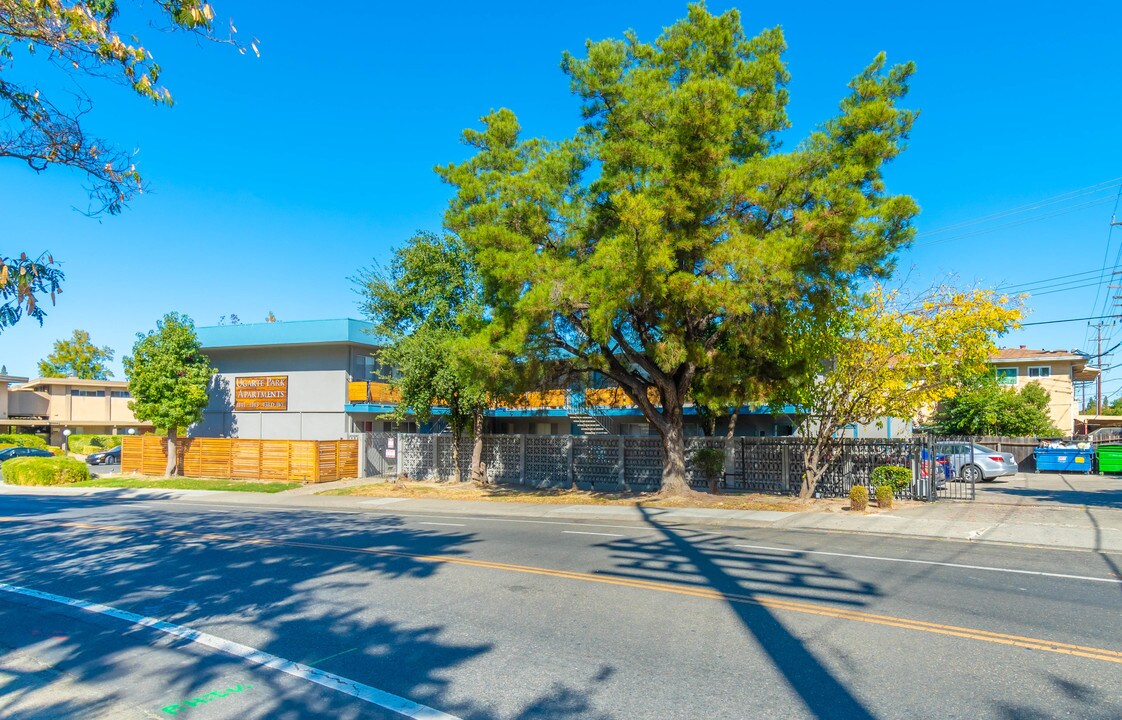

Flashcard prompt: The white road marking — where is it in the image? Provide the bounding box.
[0,583,461,720]
[419,522,466,527]
[562,530,625,537]
[732,544,1122,585]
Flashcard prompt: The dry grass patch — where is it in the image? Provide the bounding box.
[321,480,831,512]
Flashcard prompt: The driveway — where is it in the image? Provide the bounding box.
[975,472,1122,509]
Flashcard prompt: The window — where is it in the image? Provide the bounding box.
[995,368,1018,385]
[70,389,105,397]
[111,390,130,398]
[1027,366,1051,378]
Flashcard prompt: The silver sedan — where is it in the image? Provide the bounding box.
[933,442,1018,482]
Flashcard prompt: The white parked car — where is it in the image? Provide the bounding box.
[933,442,1018,482]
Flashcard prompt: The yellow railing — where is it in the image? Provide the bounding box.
[347,381,402,404]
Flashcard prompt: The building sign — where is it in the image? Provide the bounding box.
[234,376,288,411]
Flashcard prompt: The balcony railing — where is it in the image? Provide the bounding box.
[347,382,671,411]
[348,381,402,404]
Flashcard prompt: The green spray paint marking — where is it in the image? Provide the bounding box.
[161,683,254,715]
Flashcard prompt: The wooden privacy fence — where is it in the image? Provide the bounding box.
[121,436,359,482]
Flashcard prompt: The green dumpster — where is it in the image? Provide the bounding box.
[1097,445,1122,474]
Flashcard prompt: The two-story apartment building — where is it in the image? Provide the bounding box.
[1,377,152,445]
[989,347,1098,435]
[193,319,799,440]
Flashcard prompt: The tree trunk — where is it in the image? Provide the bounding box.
[725,412,738,442]
[659,415,692,495]
[470,407,486,483]
[165,427,179,477]
[450,433,462,483]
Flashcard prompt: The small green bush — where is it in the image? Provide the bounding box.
[875,484,894,508]
[0,434,49,449]
[2,457,90,485]
[693,446,726,494]
[849,484,868,511]
[67,434,123,455]
[871,465,912,492]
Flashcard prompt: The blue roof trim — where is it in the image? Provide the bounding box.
[198,319,378,350]
[343,404,798,418]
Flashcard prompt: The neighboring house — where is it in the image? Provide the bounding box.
[988,347,1098,435]
[2,377,152,445]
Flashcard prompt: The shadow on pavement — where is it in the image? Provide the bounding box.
[0,498,613,719]
[598,506,880,720]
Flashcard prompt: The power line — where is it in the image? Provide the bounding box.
[1020,314,1121,327]
[998,264,1121,292]
[913,195,1118,249]
[915,177,1122,239]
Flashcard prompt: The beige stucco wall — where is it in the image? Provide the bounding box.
[8,389,49,417]
[991,360,1078,434]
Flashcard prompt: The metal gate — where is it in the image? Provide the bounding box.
[355,432,396,478]
[924,435,977,501]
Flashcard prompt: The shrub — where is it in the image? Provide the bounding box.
[849,484,868,511]
[693,446,726,494]
[67,434,123,455]
[2,457,90,485]
[875,484,894,508]
[0,434,49,449]
[871,465,912,492]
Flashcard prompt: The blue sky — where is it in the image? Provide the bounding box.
[3,1,1121,403]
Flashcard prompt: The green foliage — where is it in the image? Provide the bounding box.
[356,232,511,440]
[38,329,115,379]
[124,312,215,433]
[849,484,868,511]
[871,465,912,492]
[0,1,246,215]
[0,252,64,332]
[0,433,48,449]
[2,456,90,485]
[67,434,123,455]
[932,377,1062,436]
[437,4,918,492]
[692,447,726,481]
[874,484,894,508]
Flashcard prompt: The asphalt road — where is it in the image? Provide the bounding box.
[0,494,1120,719]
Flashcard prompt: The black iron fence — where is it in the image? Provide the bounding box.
[355,432,997,501]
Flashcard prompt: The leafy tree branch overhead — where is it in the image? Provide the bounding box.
[0,252,63,333]
[0,0,253,215]
[38,328,114,379]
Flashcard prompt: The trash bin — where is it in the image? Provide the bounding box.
[1096,445,1122,474]
[1034,448,1094,474]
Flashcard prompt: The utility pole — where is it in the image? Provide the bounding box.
[1091,322,1112,414]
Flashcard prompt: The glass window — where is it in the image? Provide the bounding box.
[995,368,1018,385]
[111,391,130,398]
[70,389,105,397]
[1027,366,1051,378]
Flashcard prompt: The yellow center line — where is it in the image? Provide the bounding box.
[4,516,1121,665]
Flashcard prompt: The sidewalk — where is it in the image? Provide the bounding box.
[5,474,1122,554]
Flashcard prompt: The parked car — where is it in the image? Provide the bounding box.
[86,445,121,466]
[0,447,54,464]
[933,442,1018,482]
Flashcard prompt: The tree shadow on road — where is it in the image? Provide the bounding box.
[0,503,612,719]
[598,507,882,720]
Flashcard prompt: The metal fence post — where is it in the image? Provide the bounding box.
[566,435,574,487]
[618,436,626,489]
[519,433,526,485]
[780,444,790,493]
[395,431,402,478]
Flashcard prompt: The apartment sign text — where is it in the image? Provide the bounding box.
[234,376,289,411]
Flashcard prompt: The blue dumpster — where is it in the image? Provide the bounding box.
[1034,448,1094,474]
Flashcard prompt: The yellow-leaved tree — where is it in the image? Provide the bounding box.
[784,284,1024,498]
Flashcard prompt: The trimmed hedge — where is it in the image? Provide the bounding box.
[871,465,912,492]
[67,434,123,455]
[0,434,49,449]
[2,456,90,485]
[849,485,868,511]
[875,485,894,508]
